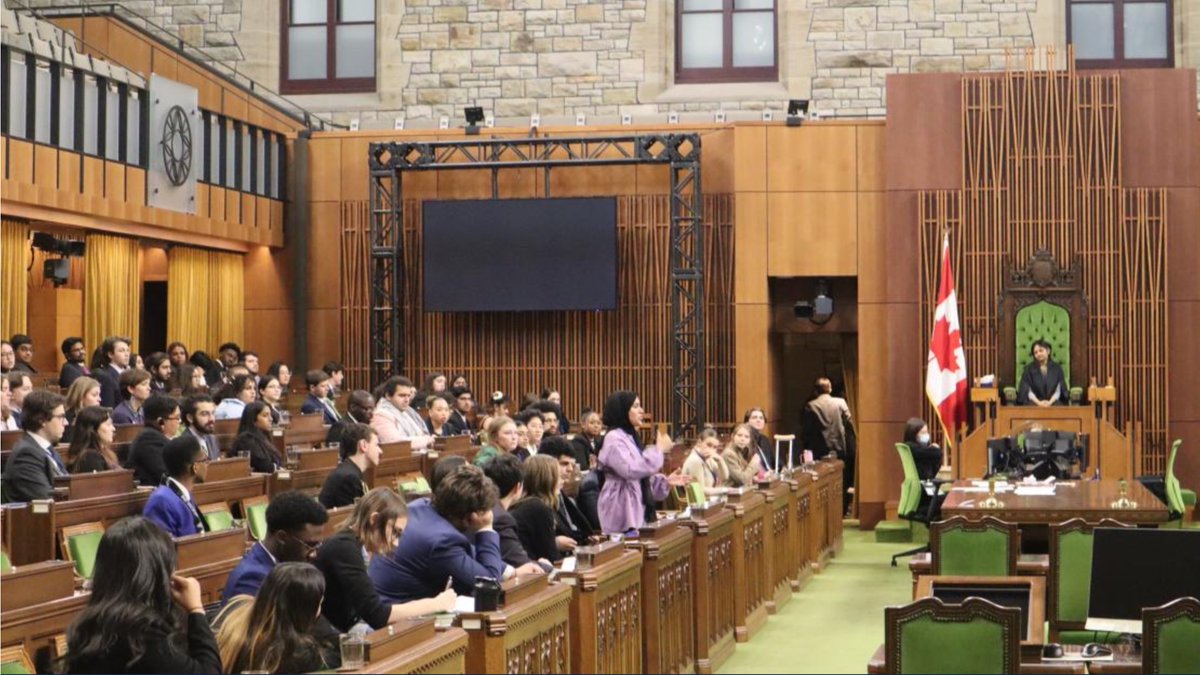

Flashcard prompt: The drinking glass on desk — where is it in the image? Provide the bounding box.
[339,633,366,669]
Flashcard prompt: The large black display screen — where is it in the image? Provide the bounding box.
[422,197,618,312]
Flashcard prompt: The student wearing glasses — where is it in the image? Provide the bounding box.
[221,491,329,604]
[125,396,183,487]
[143,436,211,538]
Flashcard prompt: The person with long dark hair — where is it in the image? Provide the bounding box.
[743,407,777,471]
[230,401,284,473]
[510,454,568,562]
[902,417,943,481]
[145,352,173,395]
[67,406,119,473]
[266,361,292,391]
[178,364,208,397]
[595,391,686,534]
[215,562,339,673]
[214,374,257,421]
[258,375,285,425]
[723,423,765,487]
[63,516,220,673]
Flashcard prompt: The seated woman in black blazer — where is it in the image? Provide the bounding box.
[902,417,943,481]
[314,488,457,633]
[66,405,120,473]
[230,402,284,473]
[63,516,219,674]
[509,455,569,563]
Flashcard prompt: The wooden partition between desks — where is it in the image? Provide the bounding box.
[726,488,769,643]
[456,574,573,674]
[628,518,696,674]
[759,479,797,613]
[560,541,643,674]
[682,504,736,675]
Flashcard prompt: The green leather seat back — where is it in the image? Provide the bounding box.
[937,527,1010,576]
[1015,301,1072,388]
[687,482,706,506]
[899,615,1008,674]
[1056,530,1093,624]
[246,502,268,541]
[67,530,103,579]
[0,549,12,573]
[1165,439,1187,515]
[896,443,923,518]
[202,508,235,532]
[0,659,31,675]
[1156,614,1200,674]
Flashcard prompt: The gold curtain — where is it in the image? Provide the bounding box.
[1,219,31,337]
[167,246,244,354]
[84,233,141,352]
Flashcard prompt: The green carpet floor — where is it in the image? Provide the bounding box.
[717,526,918,674]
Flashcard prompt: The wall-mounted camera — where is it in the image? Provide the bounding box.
[32,232,86,287]
[793,278,834,325]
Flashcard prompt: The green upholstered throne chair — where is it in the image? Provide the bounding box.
[1142,596,1200,674]
[998,250,1089,404]
[884,596,1022,674]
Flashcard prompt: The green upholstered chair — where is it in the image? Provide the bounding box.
[60,522,105,579]
[1003,301,1083,404]
[1047,518,1131,644]
[889,443,944,566]
[242,495,269,541]
[1143,597,1200,674]
[1164,440,1198,528]
[884,596,1022,674]
[930,516,1019,577]
[199,502,236,532]
[0,646,35,675]
[0,548,12,573]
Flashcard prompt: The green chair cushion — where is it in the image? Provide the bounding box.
[0,549,12,573]
[1015,301,1072,388]
[0,660,31,675]
[202,509,235,532]
[1156,614,1200,674]
[1182,489,1196,507]
[246,503,268,541]
[938,528,1010,576]
[900,615,1008,673]
[67,530,103,579]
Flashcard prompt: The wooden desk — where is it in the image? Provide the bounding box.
[350,619,469,674]
[941,479,1169,525]
[204,456,251,483]
[0,560,74,612]
[726,487,769,642]
[915,575,1046,659]
[6,490,151,565]
[292,447,340,471]
[909,552,1050,597]
[456,574,573,674]
[52,470,134,500]
[366,442,423,490]
[559,542,643,674]
[175,528,249,605]
[192,475,268,514]
[626,518,695,674]
[802,465,832,571]
[792,473,815,588]
[866,644,1087,674]
[758,479,796,613]
[0,589,89,671]
[681,504,736,675]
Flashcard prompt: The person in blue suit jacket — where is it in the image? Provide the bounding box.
[143,435,209,538]
[370,464,539,603]
[221,491,328,604]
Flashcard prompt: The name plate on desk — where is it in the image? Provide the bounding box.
[573,540,625,570]
[363,617,437,662]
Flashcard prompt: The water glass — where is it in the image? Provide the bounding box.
[339,633,366,669]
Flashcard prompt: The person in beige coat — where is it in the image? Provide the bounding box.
[681,428,730,495]
[722,423,764,487]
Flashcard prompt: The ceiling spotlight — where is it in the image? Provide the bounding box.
[787,99,810,127]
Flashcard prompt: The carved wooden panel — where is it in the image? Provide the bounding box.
[918,54,1169,473]
[655,553,695,673]
[340,195,734,426]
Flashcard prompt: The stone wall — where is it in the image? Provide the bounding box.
[15,0,1199,125]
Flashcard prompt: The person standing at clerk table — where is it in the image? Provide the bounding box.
[595,390,690,534]
[371,376,435,450]
[1018,339,1068,407]
[319,423,380,508]
[112,368,152,425]
[59,337,91,388]
[222,491,329,603]
[143,435,210,538]
[125,395,183,487]
[2,390,69,502]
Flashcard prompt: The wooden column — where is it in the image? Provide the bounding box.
[626,519,696,674]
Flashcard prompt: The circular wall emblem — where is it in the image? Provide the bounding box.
[161,105,192,187]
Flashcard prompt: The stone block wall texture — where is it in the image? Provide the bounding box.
[16,0,1199,121]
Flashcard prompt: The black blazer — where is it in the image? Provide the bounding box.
[493,504,533,567]
[510,497,561,563]
[65,612,221,674]
[556,492,596,543]
[3,433,67,502]
[125,427,169,487]
[319,460,367,509]
[576,472,602,533]
[231,430,282,474]
[59,361,91,389]
[427,417,463,437]
[570,435,602,471]
[96,366,122,409]
[315,529,393,632]
[70,447,115,474]
[906,441,943,481]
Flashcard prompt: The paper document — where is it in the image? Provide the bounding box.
[1014,485,1057,496]
[454,595,476,613]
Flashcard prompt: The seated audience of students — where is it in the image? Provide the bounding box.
[316,488,457,633]
[10,334,36,373]
[510,454,572,561]
[93,336,132,408]
[301,369,341,425]
[326,389,375,445]
[473,415,518,467]
[482,454,544,570]
[222,491,329,603]
[143,435,210,538]
[369,463,514,602]
[145,351,173,395]
[534,436,600,541]
[216,562,340,673]
[125,395,183,487]
[241,350,261,378]
[681,428,730,495]
[513,409,544,461]
[2,390,68,501]
[63,376,102,438]
[208,342,241,387]
[744,407,776,471]
[723,423,765,487]
[371,376,434,449]
[112,368,152,425]
[319,423,379,508]
[425,394,459,437]
[6,371,31,426]
[63,517,219,674]
[59,336,91,388]
[182,394,220,460]
[258,375,285,425]
[0,340,12,374]
[231,401,285,473]
[66,406,119,473]
[214,374,257,421]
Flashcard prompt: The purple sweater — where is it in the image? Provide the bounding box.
[596,429,669,534]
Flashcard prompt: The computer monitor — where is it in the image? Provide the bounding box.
[1085,528,1200,634]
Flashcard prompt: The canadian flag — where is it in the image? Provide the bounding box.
[925,233,968,444]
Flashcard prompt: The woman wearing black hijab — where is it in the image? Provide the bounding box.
[594,390,686,534]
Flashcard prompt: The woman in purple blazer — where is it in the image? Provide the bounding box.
[595,391,686,534]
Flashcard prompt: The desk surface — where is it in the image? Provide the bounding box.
[941,479,1168,525]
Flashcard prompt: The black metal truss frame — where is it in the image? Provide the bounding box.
[367,133,707,434]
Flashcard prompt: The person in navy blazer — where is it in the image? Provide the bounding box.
[300,370,340,425]
[2,390,69,503]
[143,435,209,538]
[369,464,523,603]
[221,491,329,604]
[58,337,91,389]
